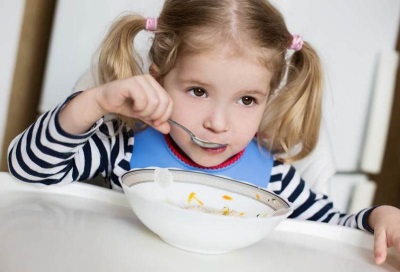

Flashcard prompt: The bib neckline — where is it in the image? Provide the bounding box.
[164,134,244,170]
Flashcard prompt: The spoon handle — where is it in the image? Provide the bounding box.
[168,119,195,137]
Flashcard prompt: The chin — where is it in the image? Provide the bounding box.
[192,157,226,168]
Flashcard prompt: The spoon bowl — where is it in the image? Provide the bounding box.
[168,119,227,149]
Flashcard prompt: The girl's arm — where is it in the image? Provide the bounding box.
[7,93,113,184]
[8,75,173,185]
[269,161,373,230]
[269,160,400,265]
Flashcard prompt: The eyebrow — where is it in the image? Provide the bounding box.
[180,79,212,88]
[241,90,268,97]
[180,79,268,96]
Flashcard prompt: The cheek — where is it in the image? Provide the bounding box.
[167,91,189,116]
[232,110,264,141]
[170,97,205,125]
[235,109,264,130]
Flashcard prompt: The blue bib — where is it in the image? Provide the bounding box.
[130,127,273,188]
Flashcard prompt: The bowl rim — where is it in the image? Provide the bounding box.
[122,168,292,212]
[123,183,293,221]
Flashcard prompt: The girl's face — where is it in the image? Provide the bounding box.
[162,46,273,167]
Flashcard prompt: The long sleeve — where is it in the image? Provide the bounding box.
[268,160,375,232]
[7,94,132,187]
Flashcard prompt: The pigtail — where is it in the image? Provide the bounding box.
[260,42,323,162]
[98,14,146,84]
[96,14,149,129]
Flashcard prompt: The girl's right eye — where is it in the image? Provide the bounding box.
[188,87,207,98]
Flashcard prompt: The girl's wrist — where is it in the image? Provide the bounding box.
[89,85,109,117]
[58,89,106,134]
[367,205,388,231]
[364,206,380,233]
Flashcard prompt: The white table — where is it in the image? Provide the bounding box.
[0,172,399,272]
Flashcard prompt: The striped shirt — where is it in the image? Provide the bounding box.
[7,94,375,233]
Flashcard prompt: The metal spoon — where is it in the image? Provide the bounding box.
[168,119,227,149]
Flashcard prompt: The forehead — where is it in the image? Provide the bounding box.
[178,45,267,70]
[179,32,281,73]
[181,25,281,63]
[171,45,273,92]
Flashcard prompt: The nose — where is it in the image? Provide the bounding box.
[203,108,229,133]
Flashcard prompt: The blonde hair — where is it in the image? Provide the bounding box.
[97,0,323,162]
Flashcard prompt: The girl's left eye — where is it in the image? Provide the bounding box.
[239,96,256,106]
[188,87,207,98]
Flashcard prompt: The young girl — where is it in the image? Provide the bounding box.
[7,0,400,265]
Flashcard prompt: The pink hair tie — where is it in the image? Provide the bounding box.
[145,17,158,31]
[289,34,304,51]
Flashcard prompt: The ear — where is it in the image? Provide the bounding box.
[149,64,161,81]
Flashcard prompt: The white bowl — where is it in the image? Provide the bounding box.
[121,168,292,254]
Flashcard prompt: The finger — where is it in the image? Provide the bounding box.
[374,228,388,265]
[140,117,170,134]
[152,122,171,134]
[146,77,173,122]
[131,77,160,118]
[143,101,173,134]
[146,94,171,122]
[153,97,173,127]
[122,81,148,114]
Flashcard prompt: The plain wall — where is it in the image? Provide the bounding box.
[0,0,25,167]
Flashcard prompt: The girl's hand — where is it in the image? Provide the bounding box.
[368,205,400,264]
[95,75,173,134]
